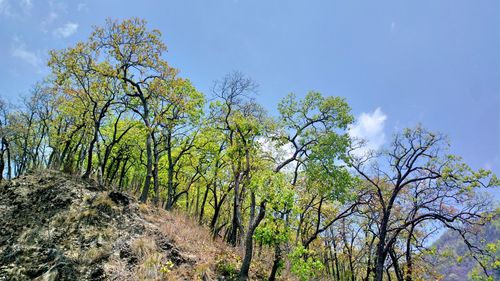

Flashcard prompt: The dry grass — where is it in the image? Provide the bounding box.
[110,193,274,280]
[93,193,115,207]
[136,252,165,280]
[81,244,112,265]
[141,208,241,279]
[131,236,157,258]
[128,236,182,281]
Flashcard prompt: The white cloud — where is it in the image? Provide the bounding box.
[258,136,297,173]
[11,38,42,70]
[259,137,294,162]
[53,22,78,38]
[348,107,387,157]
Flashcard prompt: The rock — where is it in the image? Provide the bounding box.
[0,170,204,280]
[89,266,105,280]
[108,191,130,206]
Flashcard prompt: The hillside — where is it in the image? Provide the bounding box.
[430,216,500,280]
[0,170,246,281]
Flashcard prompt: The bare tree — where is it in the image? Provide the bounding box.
[349,125,497,281]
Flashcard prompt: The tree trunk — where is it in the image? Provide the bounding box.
[210,196,225,236]
[405,224,416,281]
[0,140,5,182]
[83,121,99,179]
[269,244,282,281]
[375,213,389,281]
[109,157,121,186]
[152,133,160,205]
[375,242,387,281]
[118,157,129,190]
[228,173,242,246]
[6,140,11,180]
[239,199,266,280]
[165,133,175,209]
[389,248,403,281]
[198,182,210,224]
[332,238,340,281]
[140,128,153,203]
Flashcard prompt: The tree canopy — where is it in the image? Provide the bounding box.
[1,18,498,281]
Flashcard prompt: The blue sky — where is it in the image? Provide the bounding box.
[0,0,499,195]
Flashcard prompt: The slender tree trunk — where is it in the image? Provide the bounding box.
[332,239,340,281]
[75,142,86,174]
[109,157,121,186]
[140,127,153,203]
[269,244,282,281]
[389,248,403,281]
[198,182,210,224]
[83,121,99,179]
[152,133,160,205]
[101,146,112,181]
[405,224,415,281]
[239,198,265,281]
[228,173,242,246]
[0,141,5,182]
[118,157,128,190]
[364,234,375,281]
[269,212,287,281]
[210,198,224,235]
[6,140,11,180]
[375,214,389,281]
[18,117,33,176]
[165,133,175,209]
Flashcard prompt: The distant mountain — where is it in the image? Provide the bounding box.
[429,216,500,281]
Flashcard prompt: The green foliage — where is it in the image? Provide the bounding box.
[2,17,498,281]
[289,245,324,281]
[215,259,239,280]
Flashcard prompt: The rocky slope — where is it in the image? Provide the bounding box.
[0,170,240,281]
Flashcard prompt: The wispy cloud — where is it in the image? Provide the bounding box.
[348,107,387,157]
[77,2,88,11]
[41,11,58,32]
[10,38,42,71]
[41,0,69,33]
[20,0,32,14]
[53,22,78,38]
[0,0,32,17]
[0,0,12,17]
[391,21,396,31]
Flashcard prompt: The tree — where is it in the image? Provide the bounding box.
[210,71,259,247]
[49,43,118,179]
[265,91,354,280]
[90,18,178,202]
[349,126,498,281]
[0,98,11,181]
[152,77,204,208]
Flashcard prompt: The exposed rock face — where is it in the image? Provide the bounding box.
[0,171,193,281]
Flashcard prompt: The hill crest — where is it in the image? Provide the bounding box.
[0,170,240,280]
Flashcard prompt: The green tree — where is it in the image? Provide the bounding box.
[90,18,178,202]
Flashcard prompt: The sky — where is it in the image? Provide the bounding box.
[0,0,499,196]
